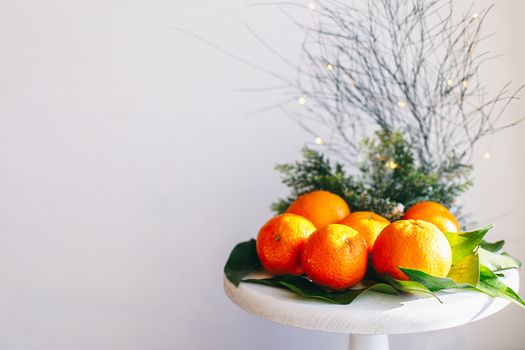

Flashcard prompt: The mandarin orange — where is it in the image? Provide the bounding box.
[402,200,460,233]
[339,211,390,252]
[301,224,368,290]
[371,219,452,280]
[256,213,316,275]
[286,190,350,229]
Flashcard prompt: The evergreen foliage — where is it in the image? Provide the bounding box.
[272,130,472,221]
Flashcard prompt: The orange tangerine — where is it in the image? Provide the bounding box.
[287,190,350,229]
[372,219,452,280]
[339,211,390,252]
[403,201,461,233]
[301,224,368,289]
[256,213,316,275]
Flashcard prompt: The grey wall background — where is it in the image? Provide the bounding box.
[0,0,524,349]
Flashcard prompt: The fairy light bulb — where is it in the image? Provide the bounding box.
[483,151,491,159]
[298,97,306,105]
[397,100,407,108]
[386,160,398,169]
[314,137,324,145]
[447,79,454,87]
[326,63,334,71]
[462,80,469,89]
[472,12,479,19]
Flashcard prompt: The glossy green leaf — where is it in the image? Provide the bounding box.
[224,239,261,286]
[224,235,524,308]
[245,275,398,304]
[400,267,470,292]
[444,225,492,265]
[480,239,505,253]
[400,266,525,309]
[447,252,480,285]
[383,275,441,302]
[478,265,525,308]
[479,248,522,272]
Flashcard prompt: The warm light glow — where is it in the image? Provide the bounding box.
[447,79,454,87]
[326,63,334,71]
[307,3,315,10]
[397,100,407,108]
[483,151,491,159]
[462,80,469,88]
[314,137,324,145]
[386,160,398,169]
[472,12,479,19]
[298,97,306,105]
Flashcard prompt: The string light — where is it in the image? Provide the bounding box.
[298,97,306,105]
[307,3,315,10]
[472,12,479,19]
[462,79,469,89]
[447,79,454,87]
[483,151,491,159]
[397,100,407,108]
[386,160,399,169]
[314,137,324,145]
[325,63,334,71]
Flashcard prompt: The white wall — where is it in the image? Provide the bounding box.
[0,1,523,349]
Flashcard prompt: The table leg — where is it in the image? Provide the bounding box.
[348,334,389,350]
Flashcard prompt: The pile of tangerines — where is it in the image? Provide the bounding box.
[256,190,460,290]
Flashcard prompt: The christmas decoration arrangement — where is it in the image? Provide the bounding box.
[224,0,524,307]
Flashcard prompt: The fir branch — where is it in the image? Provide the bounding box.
[273,130,472,222]
[271,148,360,213]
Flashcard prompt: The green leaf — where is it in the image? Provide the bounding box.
[383,275,442,302]
[400,266,525,309]
[224,235,524,308]
[444,225,492,265]
[447,252,480,285]
[271,131,473,222]
[399,267,468,292]
[479,248,522,272]
[224,239,261,286]
[478,265,525,308]
[245,275,398,304]
[480,239,505,253]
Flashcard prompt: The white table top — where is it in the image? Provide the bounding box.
[224,270,520,335]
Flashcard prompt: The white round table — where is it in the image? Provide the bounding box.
[224,270,519,350]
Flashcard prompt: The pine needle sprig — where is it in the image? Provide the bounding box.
[271,148,360,214]
[273,130,473,221]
